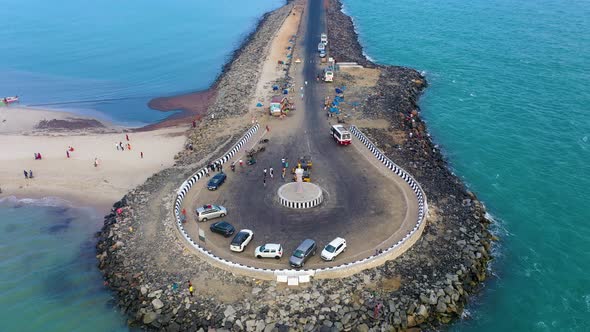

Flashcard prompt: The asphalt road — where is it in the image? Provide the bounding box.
[183,0,413,269]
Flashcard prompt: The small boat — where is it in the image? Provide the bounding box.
[2,96,19,104]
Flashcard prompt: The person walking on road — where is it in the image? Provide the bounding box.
[188,281,194,297]
[281,167,286,181]
[269,167,274,179]
[263,177,266,187]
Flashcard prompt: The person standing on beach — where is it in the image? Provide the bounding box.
[119,142,124,151]
[116,143,120,151]
[29,170,33,178]
[23,170,28,179]
[66,150,70,158]
[94,158,99,167]
[140,152,143,159]
[126,134,129,141]
[127,143,131,150]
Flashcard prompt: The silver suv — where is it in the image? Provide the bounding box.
[195,204,227,222]
[289,239,317,268]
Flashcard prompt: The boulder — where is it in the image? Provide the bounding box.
[143,311,158,324]
[224,305,237,318]
[152,298,164,310]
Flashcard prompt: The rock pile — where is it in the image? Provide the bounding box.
[206,4,295,121]
[96,0,494,331]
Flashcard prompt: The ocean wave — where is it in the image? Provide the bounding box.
[0,195,74,208]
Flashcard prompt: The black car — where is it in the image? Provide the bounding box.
[209,221,235,237]
[207,172,227,190]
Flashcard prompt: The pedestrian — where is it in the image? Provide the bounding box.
[116,143,120,151]
[94,158,99,167]
[263,168,267,178]
[281,167,286,181]
[269,167,274,179]
[140,152,143,159]
[127,143,131,150]
[66,150,70,158]
[305,80,308,86]
[23,170,28,179]
[285,159,289,168]
[188,281,194,297]
[301,93,304,99]
[300,86,303,91]
[281,158,285,166]
[219,164,223,172]
[239,159,243,167]
[266,125,270,132]
[263,177,266,187]
[29,170,33,178]
[119,142,124,151]
[192,120,196,128]
[126,134,129,141]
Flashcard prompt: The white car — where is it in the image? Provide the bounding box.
[254,243,283,259]
[321,237,347,261]
[196,204,227,222]
[230,229,254,252]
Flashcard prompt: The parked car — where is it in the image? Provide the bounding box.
[207,172,227,190]
[321,237,347,261]
[196,204,227,222]
[230,229,254,252]
[254,243,283,259]
[289,239,317,268]
[209,221,235,237]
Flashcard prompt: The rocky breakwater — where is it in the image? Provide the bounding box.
[95,0,494,331]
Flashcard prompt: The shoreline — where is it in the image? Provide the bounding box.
[144,2,293,131]
[93,0,494,330]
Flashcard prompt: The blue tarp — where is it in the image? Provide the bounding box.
[332,100,340,106]
[335,88,343,94]
[283,89,289,95]
[330,107,340,114]
[256,102,263,107]
[272,85,279,91]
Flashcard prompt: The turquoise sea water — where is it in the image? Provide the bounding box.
[342,0,590,330]
[0,1,283,331]
[0,198,128,331]
[0,0,284,125]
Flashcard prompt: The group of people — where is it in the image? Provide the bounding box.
[23,169,34,179]
[206,161,223,176]
[261,157,291,186]
[33,152,42,160]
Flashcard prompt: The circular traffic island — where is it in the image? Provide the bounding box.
[277,182,323,209]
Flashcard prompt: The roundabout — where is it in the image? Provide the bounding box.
[172,0,427,280]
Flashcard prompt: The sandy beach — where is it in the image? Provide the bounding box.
[0,106,187,210]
